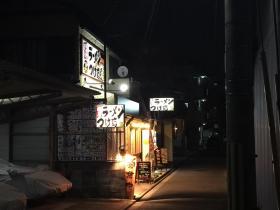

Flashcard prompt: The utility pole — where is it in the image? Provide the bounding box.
[225,0,257,210]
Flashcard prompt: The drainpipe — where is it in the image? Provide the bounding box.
[225,0,257,210]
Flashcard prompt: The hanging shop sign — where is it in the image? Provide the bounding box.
[149,98,174,111]
[80,37,105,91]
[96,104,125,128]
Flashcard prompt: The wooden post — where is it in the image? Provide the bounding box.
[49,105,56,170]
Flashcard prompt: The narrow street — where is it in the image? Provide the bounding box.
[128,157,227,210]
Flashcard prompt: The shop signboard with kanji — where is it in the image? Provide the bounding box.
[149,98,174,111]
[80,37,105,91]
[96,104,125,128]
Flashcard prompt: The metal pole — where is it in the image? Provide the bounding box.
[225,0,257,209]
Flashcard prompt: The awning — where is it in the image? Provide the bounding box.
[0,60,100,123]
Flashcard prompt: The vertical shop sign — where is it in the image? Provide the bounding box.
[80,38,105,91]
[160,148,168,164]
[124,154,136,199]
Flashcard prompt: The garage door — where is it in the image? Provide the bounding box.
[13,117,49,162]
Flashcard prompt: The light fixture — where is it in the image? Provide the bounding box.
[119,83,129,92]
[108,79,114,84]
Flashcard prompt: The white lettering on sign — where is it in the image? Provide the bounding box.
[81,38,105,86]
[96,104,125,128]
[149,98,174,111]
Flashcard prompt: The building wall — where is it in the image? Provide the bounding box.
[0,13,79,81]
[0,124,9,160]
[56,161,126,198]
[253,0,279,209]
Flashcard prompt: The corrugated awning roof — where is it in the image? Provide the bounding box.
[0,60,100,100]
[0,60,101,123]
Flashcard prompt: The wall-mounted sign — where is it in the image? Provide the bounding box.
[96,104,125,128]
[57,103,107,161]
[149,98,174,111]
[80,38,105,91]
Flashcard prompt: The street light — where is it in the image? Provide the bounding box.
[107,78,130,94]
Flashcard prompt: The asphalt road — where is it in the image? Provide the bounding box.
[128,157,228,210]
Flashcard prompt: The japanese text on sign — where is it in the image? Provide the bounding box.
[57,104,107,161]
[149,98,174,111]
[81,38,104,82]
[96,104,125,128]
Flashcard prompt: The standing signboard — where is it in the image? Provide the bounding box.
[137,161,151,183]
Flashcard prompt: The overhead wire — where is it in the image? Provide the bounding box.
[144,0,161,43]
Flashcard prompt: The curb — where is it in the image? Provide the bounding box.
[123,167,176,210]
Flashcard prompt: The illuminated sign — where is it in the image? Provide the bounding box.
[96,104,125,128]
[80,38,105,91]
[149,98,174,111]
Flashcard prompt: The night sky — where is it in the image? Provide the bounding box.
[60,0,225,98]
[0,0,225,122]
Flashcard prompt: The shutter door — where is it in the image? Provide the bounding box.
[13,117,49,162]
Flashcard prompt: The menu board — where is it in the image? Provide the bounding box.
[137,161,151,183]
[57,103,107,161]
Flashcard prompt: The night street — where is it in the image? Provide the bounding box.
[129,157,227,210]
[0,1,279,210]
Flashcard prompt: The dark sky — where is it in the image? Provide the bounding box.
[60,0,225,98]
[1,0,225,100]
